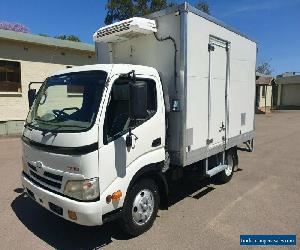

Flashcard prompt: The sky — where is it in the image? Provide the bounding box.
[0,0,299,75]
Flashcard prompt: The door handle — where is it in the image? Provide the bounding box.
[152,138,161,147]
[219,122,225,132]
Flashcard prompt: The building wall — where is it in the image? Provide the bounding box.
[0,39,95,122]
[281,84,300,106]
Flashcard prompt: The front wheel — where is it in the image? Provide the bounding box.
[120,179,159,237]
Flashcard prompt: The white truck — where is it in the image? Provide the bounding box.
[21,2,256,236]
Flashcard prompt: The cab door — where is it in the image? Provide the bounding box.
[98,74,165,194]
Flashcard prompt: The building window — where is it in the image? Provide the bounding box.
[0,60,21,92]
[67,85,84,96]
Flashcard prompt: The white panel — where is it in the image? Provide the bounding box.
[185,76,208,151]
[185,11,256,162]
[95,42,110,64]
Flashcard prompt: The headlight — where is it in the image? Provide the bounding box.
[64,178,100,201]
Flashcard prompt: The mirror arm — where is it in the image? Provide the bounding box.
[129,127,132,137]
[129,127,138,140]
[126,128,133,148]
[126,127,138,148]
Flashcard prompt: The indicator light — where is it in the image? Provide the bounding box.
[68,210,77,221]
[111,190,122,201]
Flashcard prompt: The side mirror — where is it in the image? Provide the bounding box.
[129,81,148,121]
[28,89,36,109]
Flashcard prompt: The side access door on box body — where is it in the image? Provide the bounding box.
[207,37,229,150]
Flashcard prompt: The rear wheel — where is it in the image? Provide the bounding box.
[120,179,159,237]
[214,150,237,183]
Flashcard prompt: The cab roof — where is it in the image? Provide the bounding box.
[51,64,159,79]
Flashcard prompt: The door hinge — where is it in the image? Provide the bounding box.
[206,138,213,145]
[208,44,215,52]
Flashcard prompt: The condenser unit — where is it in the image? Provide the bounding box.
[93,17,157,43]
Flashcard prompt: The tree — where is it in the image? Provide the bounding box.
[0,22,30,33]
[54,35,81,42]
[256,62,272,75]
[105,0,169,24]
[65,35,81,42]
[195,1,210,14]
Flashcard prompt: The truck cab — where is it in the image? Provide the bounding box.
[22,64,167,235]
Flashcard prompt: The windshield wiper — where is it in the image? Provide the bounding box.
[34,117,52,123]
[41,124,87,136]
[41,123,68,136]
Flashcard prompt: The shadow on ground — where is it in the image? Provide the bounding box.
[11,192,127,250]
[11,167,241,249]
[168,167,242,206]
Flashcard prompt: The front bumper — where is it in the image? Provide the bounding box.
[21,172,103,226]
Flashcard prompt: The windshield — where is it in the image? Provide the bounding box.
[26,70,107,133]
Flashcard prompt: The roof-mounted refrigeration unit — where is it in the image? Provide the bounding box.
[93,17,157,43]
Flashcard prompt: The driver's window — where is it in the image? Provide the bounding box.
[104,78,157,144]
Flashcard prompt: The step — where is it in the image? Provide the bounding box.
[206,164,227,177]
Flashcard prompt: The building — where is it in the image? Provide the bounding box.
[0,29,96,135]
[275,72,300,109]
[255,72,275,113]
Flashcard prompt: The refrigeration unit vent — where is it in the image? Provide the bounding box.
[93,17,157,43]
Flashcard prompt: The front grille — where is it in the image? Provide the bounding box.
[44,171,63,181]
[28,162,37,172]
[27,162,63,190]
[30,171,61,189]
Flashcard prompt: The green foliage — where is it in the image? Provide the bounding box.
[39,33,81,42]
[150,0,168,12]
[105,0,170,24]
[256,62,273,75]
[195,1,210,14]
[54,35,81,42]
[104,1,212,24]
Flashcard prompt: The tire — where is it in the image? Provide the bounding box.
[120,178,160,237]
[214,150,236,184]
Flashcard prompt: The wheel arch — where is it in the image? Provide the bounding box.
[227,146,239,168]
[125,161,169,210]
